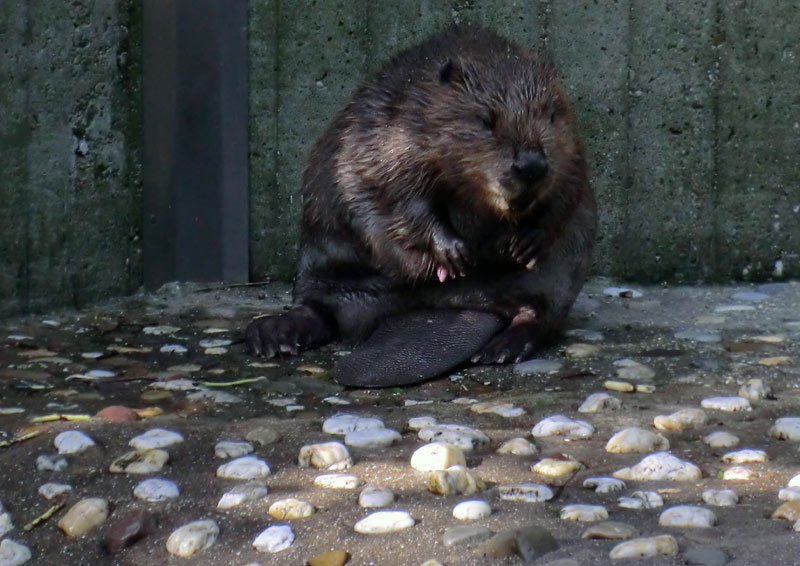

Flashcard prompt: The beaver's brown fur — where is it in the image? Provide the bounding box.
[246,25,596,379]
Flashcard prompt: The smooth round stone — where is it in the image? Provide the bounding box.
[104,509,155,554]
[721,449,766,464]
[739,378,770,401]
[609,535,678,559]
[613,359,655,380]
[245,426,282,446]
[618,491,663,509]
[773,500,800,521]
[583,477,626,494]
[54,430,96,454]
[703,431,739,449]
[582,521,638,540]
[298,441,352,470]
[578,392,621,413]
[560,504,608,522]
[215,440,254,459]
[159,344,187,354]
[96,405,140,422]
[354,511,415,534]
[36,454,68,472]
[498,483,554,503]
[143,325,180,335]
[253,524,294,553]
[307,549,349,566]
[723,465,754,480]
[443,525,492,547]
[0,514,12,539]
[469,402,525,418]
[322,413,385,435]
[198,338,232,349]
[514,359,563,375]
[129,428,184,450]
[453,500,492,521]
[151,378,196,391]
[410,442,466,471]
[166,519,219,557]
[359,485,394,508]
[314,473,362,489]
[770,417,800,441]
[532,457,584,478]
[345,428,401,449]
[654,408,708,431]
[428,465,485,496]
[484,526,559,561]
[109,449,169,474]
[675,329,722,343]
[565,343,599,359]
[58,498,109,536]
[408,416,437,430]
[497,437,538,456]
[217,482,268,509]
[0,539,32,566]
[38,482,72,499]
[788,473,800,487]
[701,396,752,412]
[613,452,701,482]
[702,489,739,506]
[659,505,716,528]
[715,304,755,313]
[732,291,768,302]
[418,424,489,451]
[606,427,669,453]
[531,415,594,440]
[604,380,634,392]
[216,456,271,479]
[683,546,729,566]
[269,498,314,520]
[133,478,180,502]
[779,487,800,501]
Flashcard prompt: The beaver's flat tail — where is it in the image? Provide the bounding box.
[334,310,505,387]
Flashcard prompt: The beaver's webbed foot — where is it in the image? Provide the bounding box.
[245,305,334,358]
[470,306,539,364]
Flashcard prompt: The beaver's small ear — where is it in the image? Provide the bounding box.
[438,57,466,85]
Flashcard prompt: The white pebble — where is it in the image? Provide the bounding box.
[160,344,188,354]
[609,535,678,559]
[38,483,72,500]
[613,452,701,482]
[428,465,485,496]
[565,343,600,358]
[129,428,184,450]
[269,498,314,520]
[721,449,767,464]
[408,416,437,429]
[613,359,655,380]
[514,358,563,374]
[418,424,489,451]
[532,415,594,440]
[703,431,739,449]
[739,379,770,401]
[359,485,394,508]
[345,428,401,449]
[658,505,716,528]
[314,473,362,489]
[583,477,626,494]
[217,482,268,509]
[469,402,525,417]
[532,457,584,477]
[214,440,254,459]
[770,417,800,441]
[0,513,12,539]
[619,491,663,509]
[253,525,294,553]
[653,408,707,431]
[322,413,384,435]
[0,539,32,566]
[216,456,271,479]
[723,465,754,480]
[498,483,554,503]
[198,338,232,348]
[702,488,739,506]
[166,519,219,557]
[606,427,669,453]
[109,449,169,474]
[497,437,538,456]
[675,329,721,343]
[58,498,108,536]
[36,454,67,472]
[788,473,800,487]
[578,392,621,413]
[453,500,491,521]
[410,442,466,471]
[151,378,197,391]
[560,504,608,522]
[354,511,415,534]
[54,430,96,455]
[779,488,800,501]
[322,396,351,405]
[701,396,752,412]
[133,478,180,502]
[143,325,180,335]
[298,442,352,470]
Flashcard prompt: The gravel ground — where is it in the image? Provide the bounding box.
[1,277,799,566]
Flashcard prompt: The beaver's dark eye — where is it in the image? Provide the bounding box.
[478,109,496,131]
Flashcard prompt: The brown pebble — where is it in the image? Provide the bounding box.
[307,549,349,566]
[773,500,800,521]
[96,405,140,422]
[104,509,156,553]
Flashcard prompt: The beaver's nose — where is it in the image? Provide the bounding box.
[512,150,548,182]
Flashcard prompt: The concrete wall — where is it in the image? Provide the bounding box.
[249,0,800,284]
[0,0,142,316]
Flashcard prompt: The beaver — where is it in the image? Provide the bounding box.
[246,25,597,387]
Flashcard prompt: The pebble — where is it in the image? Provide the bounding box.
[469,401,525,418]
[410,442,466,471]
[453,499,492,520]
[216,456,271,479]
[560,504,608,522]
[675,329,722,343]
[166,519,219,557]
[772,500,800,521]
[129,428,184,450]
[133,478,180,501]
[513,358,563,375]
[583,477,626,493]
[732,290,768,302]
[683,546,729,566]
[408,416,437,429]
[143,325,180,335]
[104,509,155,553]
[322,396,351,406]
[160,344,188,354]
[613,451,702,482]
[659,505,717,528]
[217,482,268,509]
[314,473,362,489]
[443,525,492,547]
[38,482,72,499]
[609,535,679,559]
[723,465,754,480]
[299,442,352,470]
[653,408,707,431]
[54,430,96,454]
[268,498,314,519]
[779,488,800,501]
[565,343,599,358]
[721,449,766,464]
[739,378,770,402]
[198,338,232,349]
[618,491,663,509]
[760,356,793,366]
[702,488,739,506]
[307,550,349,566]
[769,417,800,441]
[345,428,401,448]
[95,405,140,422]
[532,457,584,478]
[483,526,559,561]
[604,380,634,392]
[614,359,655,380]
[578,392,621,413]
[322,413,384,435]
[498,483,554,503]
[0,513,11,539]
[36,454,68,472]
[354,510,415,534]
[418,424,489,451]
[109,449,169,474]
[788,473,800,487]
[582,521,638,540]
[359,485,394,508]
[497,437,538,456]
[245,426,281,446]
[531,415,594,440]
[0,540,31,566]
[606,427,669,453]
[701,396,752,412]
[703,431,740,449]
[428,465,485,495]
[214,440,254,459]
[58,497,109,536]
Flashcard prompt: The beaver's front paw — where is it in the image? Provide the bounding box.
[510,228,546,270]
[245,305,333,358]
[432,232,469,282]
